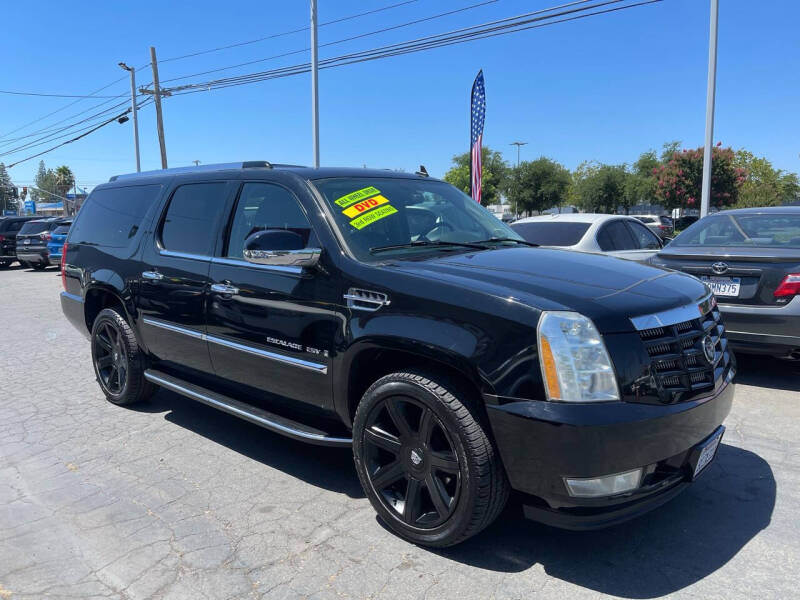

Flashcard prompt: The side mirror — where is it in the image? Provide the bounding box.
[243,230,321,268]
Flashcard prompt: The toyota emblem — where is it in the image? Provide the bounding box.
[711,262,729,275]
[702,335,715,363]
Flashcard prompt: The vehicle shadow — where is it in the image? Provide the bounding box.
[434,443,774,598]
[139,390,774,598]
[140,387,364,498]
[733,353,800,391]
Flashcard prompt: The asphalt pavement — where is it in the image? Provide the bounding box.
[1,264,798,599]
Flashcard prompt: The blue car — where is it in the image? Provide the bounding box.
[47,222,71,267]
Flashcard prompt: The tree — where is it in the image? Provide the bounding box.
[443,147,508,205]
[32,160,59,203]
[54,165,76,214]
[0,163,18,213]
[653,143,745,210]
[506,157,570,215]
[572,163,629,213]
[624,150,659,209]
[733,150,799,208]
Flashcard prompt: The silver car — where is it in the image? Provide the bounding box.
[510,213,664,262]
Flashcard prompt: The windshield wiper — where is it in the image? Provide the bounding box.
[471,237,539,247]
[370,240,490,254]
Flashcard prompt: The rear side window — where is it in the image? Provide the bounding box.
[626,220,662,250]
[160,183,227,256]
[70,184,162,247]
[597,220,637,251]
[19,221,51,235]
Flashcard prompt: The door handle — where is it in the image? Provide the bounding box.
[142,270,164,281]
[210,283,239,296]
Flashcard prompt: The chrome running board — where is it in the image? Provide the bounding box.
[144,369,351,447]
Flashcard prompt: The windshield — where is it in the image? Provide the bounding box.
[672,213,800,248]
[510,221,590,246]
[311,177,521,261]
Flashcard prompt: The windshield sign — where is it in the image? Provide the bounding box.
[672,213,800,248]
[312,177,521,261]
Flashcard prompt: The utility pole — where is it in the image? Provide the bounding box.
[510,141,527,218]
[192,160,201,166]
[700,0,719,218]
[310,0,320,168]
[150,46,168,169]
[118,62,141,172]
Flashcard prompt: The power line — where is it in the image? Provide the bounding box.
[7,101,150,169]
[0,89,122,99]
[159,0,500,86]
[164,0,656,96]
[158,0,421,64]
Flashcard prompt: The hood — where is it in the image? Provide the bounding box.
[387,247,709,333]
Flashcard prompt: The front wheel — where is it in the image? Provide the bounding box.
[91,308,154,406]
[31,262,46,270]
[353,370,509,547]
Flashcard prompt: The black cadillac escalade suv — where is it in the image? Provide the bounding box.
[60,162,735,547]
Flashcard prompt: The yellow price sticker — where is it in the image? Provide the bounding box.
[349,204,398,230]
[335,186,381,208]
[342,194,389,218]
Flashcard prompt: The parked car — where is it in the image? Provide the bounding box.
[15,217,69,269]
[47,222,72,266]
[633,214,674,238]
[651,206,800,360]
[61,162,734,547]
[510,213,663,262]
[674,215,699,231]
[0,216,37,267]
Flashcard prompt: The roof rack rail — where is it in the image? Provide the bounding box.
[109,161,274,182]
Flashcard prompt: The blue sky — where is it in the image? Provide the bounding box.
[1,0,798,192]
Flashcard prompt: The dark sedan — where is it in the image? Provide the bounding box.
[651,207,800,359]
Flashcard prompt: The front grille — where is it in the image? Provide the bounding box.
[637,306,731,403]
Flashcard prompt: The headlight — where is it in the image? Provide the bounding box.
[537,311,619,403]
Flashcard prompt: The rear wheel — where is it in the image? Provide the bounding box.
[91,308,154,406]
[0,261,9,269]
[353,370,509,547]
[32,262,46,270]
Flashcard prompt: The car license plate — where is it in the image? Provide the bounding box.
[23,239,30,245]
[693,429,723,478]
[701,276,741,297]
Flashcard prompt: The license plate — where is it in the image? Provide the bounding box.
[701,276,741,297]
[693,430,723,477]
[23,239,30,245]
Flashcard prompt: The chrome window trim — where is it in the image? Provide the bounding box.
[144,372,350,445]
[141,317,326,373]
[630,292,715,331]
[210,256,302,275]
[159,249,210,261]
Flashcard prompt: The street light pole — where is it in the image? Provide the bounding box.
[700,0,719,218]
[118,62,141,172]
[510,141,527,217]
[310,0,320,168]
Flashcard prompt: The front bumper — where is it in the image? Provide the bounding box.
[486,372,734,530]
[718,296,800,356]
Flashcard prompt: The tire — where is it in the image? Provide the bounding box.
[90,308,154,406]
[0,261,9,269]
[19,261,30,269]
[32,262,46,270]
[353,370,509,547]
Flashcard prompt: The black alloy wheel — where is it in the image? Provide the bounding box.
[363,395,461,529]
[93,321,128,396]
[353,370,509,547]
[90,308,154,406]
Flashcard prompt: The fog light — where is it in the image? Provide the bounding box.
[564,468,643,498]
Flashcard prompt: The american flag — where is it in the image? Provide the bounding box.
[470,70,486,203]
